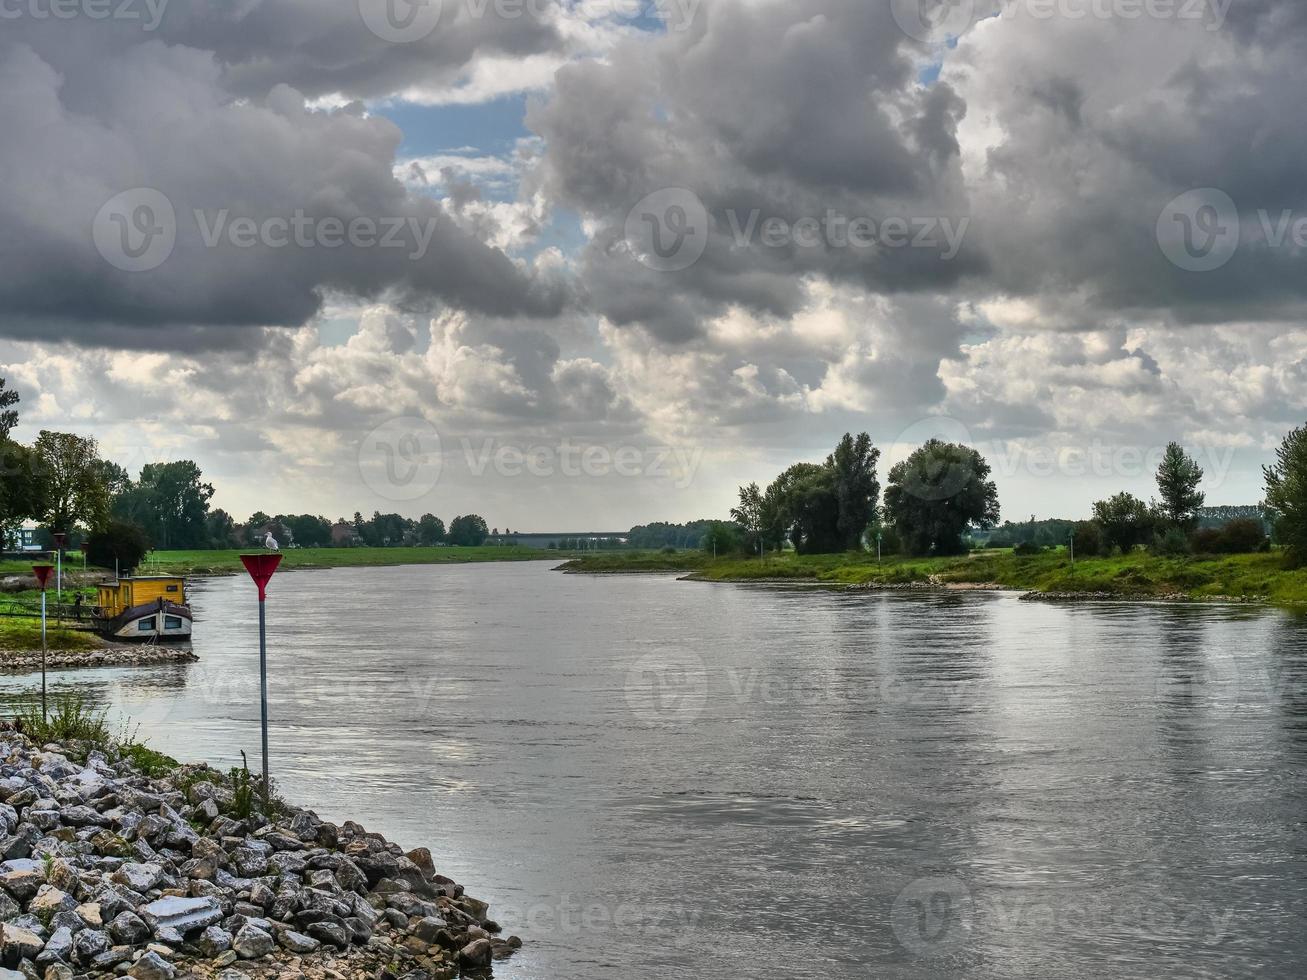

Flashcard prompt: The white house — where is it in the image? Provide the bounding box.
[3,520,42,553]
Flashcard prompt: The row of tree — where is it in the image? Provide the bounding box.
[720,433,1001,557]
[0,377,501,567]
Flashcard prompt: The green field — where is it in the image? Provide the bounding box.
[559,548,1307,606]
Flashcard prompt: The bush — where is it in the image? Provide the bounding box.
[84,520,150,574]
[1190,518,1268,555]
[1013,542,1043,556]
[120,742,180,777]
[1072,521,1104,558]
[1152,527,1192,557]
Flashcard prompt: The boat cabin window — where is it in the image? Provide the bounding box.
[164,616,183,629]
[138,620,154,632]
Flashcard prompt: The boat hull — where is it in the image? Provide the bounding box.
[96,599,193,641]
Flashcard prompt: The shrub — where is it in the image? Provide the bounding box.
[1190,518,1268,555]
[16,693,110,746]
[120,742,180,777]
[1072,520,1104,558]
[1013,542,1043,556]
[1191,528,1224,554]
[1152,527,1192,557]
[84,520,151,574]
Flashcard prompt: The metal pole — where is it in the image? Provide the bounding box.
[1069,532,1076,575]
[258,596,269,801]
[40,590,48,723]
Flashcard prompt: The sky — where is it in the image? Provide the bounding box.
[2,0,1304,531]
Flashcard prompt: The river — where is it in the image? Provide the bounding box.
[3,562,1306,978]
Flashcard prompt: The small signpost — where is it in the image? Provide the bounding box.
[240,553,283,804]
[51,532,66,601]
[32,564,54,722]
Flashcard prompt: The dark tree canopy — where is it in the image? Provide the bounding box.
[448,514,490,547]
[85,520,150,574]
[1091,492,1155,553]
[756,433,882,555]
[884,440,1000,556]
[1155,442,1205,531]
[1265,424,1307,567]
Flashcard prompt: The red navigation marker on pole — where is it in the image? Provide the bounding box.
[240,553,282,803]
[33,564,54,723]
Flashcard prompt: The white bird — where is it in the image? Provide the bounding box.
[264,532,280,551]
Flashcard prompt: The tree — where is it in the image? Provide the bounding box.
[0,441,41,537]
[1072,521,1104,558]
[134,461,215,549]
[1264,425,1307,567]
[763,462,842,554]
[0,377,18,441]
[1155,442,1205,531]
[84,521,151,574]
[282,514,332,548]
[884,440,1000,556]
[1091,492,1155,553]
[32,431,110,534]
[702,522,742,556]
[417,514,446,545]
[730,483,765,555]
[206,509,240,549]
[827,432,881,551]
[447,514,489,547]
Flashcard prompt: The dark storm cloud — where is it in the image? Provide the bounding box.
[0,34,568,348]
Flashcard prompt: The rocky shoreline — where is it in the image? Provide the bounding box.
[0,733,520,978]
[0,648,199,675]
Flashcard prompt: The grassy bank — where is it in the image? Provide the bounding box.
[559,548,1307,605]
[0,618,101,651]
[105,544,560,576]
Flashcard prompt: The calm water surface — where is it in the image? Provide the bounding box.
[4,562,1307,978]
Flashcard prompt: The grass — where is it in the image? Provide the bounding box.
[126,545,562,576]
[15,692,111,744]
[0,618,100,652]
[558,548,1307,606]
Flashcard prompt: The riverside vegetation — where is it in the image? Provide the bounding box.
[0,699,521,979]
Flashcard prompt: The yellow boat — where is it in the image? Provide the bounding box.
[94,576,193,641]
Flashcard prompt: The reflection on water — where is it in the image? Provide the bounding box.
[3,564,1306,979]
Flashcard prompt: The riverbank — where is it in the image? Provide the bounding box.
[0,643,198,674]
[557,548,1307,606]
[0,729,520,979]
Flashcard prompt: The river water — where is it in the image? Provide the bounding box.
[3,562,1306,978]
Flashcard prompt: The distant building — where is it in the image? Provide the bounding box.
[331,521,360,547]
[4,521,42,553]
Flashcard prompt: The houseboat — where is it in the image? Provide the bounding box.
[94,576,193,641]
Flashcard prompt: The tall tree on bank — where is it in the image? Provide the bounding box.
[32,430,110,534]
[448,514,490,546]
[0,377,18,441]
[0,382,39,537]
[828,432,881,551]
[730,483,765,554]
[137,461,215,549]
[884,440,1000,556]
[1264,424,1307,567]
[1156,442,1205,531]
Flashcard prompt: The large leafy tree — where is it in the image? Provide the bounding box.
[133,460,215,549]
[32,430,111,534]
[730,483,765,555]
[764,462,842,554]
[85,521,151,574]
[417,514,446,545]
[447,514,490,547]
[0,441,42,535]
[827,432,881,551]
[1155,442,1205,531]
[0,376,18,441]
[884,440,1000,556]
[1092,492,1155,553]
[1264,424,1307,567]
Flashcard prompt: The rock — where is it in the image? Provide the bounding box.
[0,861,44,901]
[412,917,445,944]
[0,923,43,963]
[74,903,102,928]
[459,938,493,968]
[107,912,151,946]
[33,926,72,966]
[138,896,223,935]
[212,950,237,967]
[304,921,348,949]
[127,951,175,979]
[276,930,320,954]
[194,927,231,957]
[111,863,162,893]
[70,928,109,966]
[56,806,105,828]
[231,925,275,960]
[29,886,76,918]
